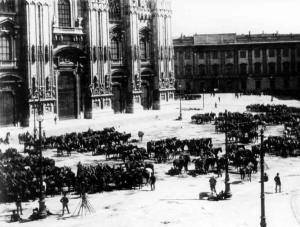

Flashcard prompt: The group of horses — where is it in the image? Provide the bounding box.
[147,138,213,163]
[0,146,156,203]
[0,148,75,202]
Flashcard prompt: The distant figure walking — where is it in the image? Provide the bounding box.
[218,96,220,102]
[274,173,281,193]
[209,176,217,193]
[215,102,217,108]
[150,172,156,191]
[54,115,57,125]
[60,192,70,215]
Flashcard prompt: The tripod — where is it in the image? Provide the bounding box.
[73,193,95,216]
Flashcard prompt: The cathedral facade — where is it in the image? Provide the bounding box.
[0,0,175,126]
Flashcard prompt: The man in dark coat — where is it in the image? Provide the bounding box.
[60,192,70,215]
[274,173,281,193]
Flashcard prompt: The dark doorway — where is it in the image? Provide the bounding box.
[112,85,122,113]
[58,72,77,119]
[0,92,15,126]
[141,83,150,109]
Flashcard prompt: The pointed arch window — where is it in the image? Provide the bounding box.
[111,38,122,61]
[58,0,71,27]
[0,35,11,61]
[140,38,149,60]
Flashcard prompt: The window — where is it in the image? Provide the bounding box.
[31,45,35,63]
[268,62,276,74]
[268,49,275,57]
[240,63,247,74]
[212,64,219,75]
[199,64,206,75]
[185,64,192,75]
[254,62,261,74]
[58,0,71,27]
[297,62,300,72]
[140,38,148,60]
[0,0,15,12]
[284,79,290,88]
[45,45,49,63]
[46,77,50,91]
[255,80,261,89]
[111,38,119,60]
[270,79,275,90]
[0,35,11,61]
[226,51,233,58]
[283,62,290,73]
[240,50,246,58]
[77,0,85,17]
[185,51,191,59]
[283,48,289,57]
[254,49,261,58]
[225,63,233,75]
[297,48,300,58]
[212,51,218,59]
[198,52,204,59]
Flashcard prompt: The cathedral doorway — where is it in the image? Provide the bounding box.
[58,72,77,119]
[141,83,150,109]
[112,85,122,113]
[0,91,15,126]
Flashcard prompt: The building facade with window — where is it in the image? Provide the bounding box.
[174,33,300,94]
[0,0,175,126]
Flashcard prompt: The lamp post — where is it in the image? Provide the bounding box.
[260,128,267,227]
[36,90,47,218]
[224,109,232,198]
[178,83,182,120]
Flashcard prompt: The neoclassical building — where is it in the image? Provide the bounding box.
[0,0,175,126]
[174,33,300,94]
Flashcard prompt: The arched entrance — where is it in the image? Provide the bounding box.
[112,85,122,113]
[54,47,87,120]
[141,83,150,109]
[141,69,154,110]
[0,75,23,126]
[0,91,15,126]
[111,71,127,113]
[58,72,77,119]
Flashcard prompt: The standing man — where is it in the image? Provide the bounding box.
[209,176,217,193]
[150,172,156,191]
[60,192,70,215]
[16,194,22,215]
[274,173,281,193]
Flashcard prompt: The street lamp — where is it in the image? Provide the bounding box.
[178,83,182,120]
[224,109,232,198]
[260,128,267,227]
[35,91,47,218]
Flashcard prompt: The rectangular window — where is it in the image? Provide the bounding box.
[226,51,233,58]
[255,80,261,89]
[254,49,261,58]
[284,79,290,88]
[0,36,11,61]
[199,64,206,75]
[268,49,275,57]
[283,48,289,57]
[240,50,246,58]
[212,51,218,59]
[297,48,300,58]
[185,51,191,59]
[198,52,204,59]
